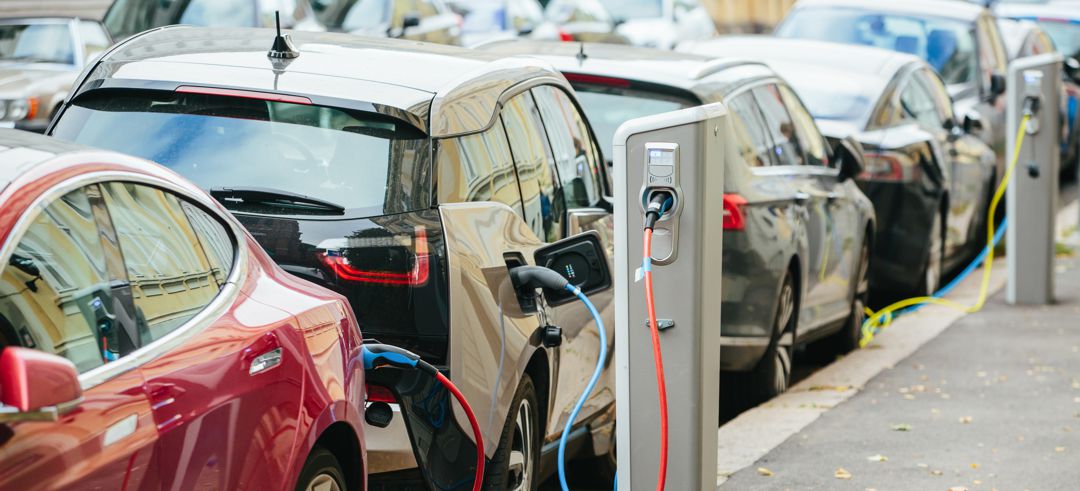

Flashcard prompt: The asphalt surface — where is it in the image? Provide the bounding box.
[720,254,1080,490]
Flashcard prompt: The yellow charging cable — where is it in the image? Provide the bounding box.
[859,114,1032,347]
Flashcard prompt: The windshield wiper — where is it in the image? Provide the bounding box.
[210,186,346,215]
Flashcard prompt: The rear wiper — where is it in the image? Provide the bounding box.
[209,186,346,215]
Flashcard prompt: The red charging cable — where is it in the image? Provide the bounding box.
[643,228,669,491]
[435,371,485,491]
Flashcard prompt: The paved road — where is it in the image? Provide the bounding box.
[720,255,1080,490]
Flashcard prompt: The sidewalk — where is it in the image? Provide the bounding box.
[719,255,1080,488]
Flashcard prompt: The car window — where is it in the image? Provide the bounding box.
[179,201,235,287]
[0,187,129,373]
[570,86,696,163]
[502,93,564,242]
[436,118,524,213]
[753,84,805,167]
[78,21,110,64]
[918,68,955,125]
[900,73,944,129]
[532,85,603,208]
[546,0,610,23]
[1035,19,1080,61]
[0,22,75,65]
[777,7,978,86]
[52,90,432,218]
[341,0,390,29]
[100,183,224,344]
[724,92,774,168]
[777,84,828,167]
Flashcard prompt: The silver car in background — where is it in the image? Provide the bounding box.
[0,17,110,132]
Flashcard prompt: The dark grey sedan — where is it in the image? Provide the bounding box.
[681,37,998,298]
[480,41,876,404]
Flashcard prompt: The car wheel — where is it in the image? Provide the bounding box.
[486,374,540,491]
[916,212,944,297]
[842,238,870,351]
[295,446,346,491]
[746,272,796,402]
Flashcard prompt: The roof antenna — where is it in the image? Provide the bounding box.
[576,42,587,65]
[268,11,299,59]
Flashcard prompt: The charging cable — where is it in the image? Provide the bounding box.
[641,192,674,491]
[859,108,1035,346]
[508,265,608,491]
[362,344,485,491]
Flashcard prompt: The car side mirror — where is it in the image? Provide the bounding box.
[531,231,612,306]
[0,347,83,423]
[402,13,422,30]
[835,135,866,181]
[989,72,1007,100]
[963,110,984,135]
[1065,57,1080,83]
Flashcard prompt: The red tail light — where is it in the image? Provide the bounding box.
[558,29,574,42]
[563,72,632,87]
[859,151,920,182]
[175,85,312,105]
[366,383,396,403]
[723,194,747,231]
[317,226,430,286]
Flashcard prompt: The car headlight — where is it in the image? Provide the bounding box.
[1,97,38,121]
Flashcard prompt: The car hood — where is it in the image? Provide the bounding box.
[0,64,76,96]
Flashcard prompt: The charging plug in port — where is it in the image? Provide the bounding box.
[645,190,676,229]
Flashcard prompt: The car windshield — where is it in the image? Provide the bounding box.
[1034,19,1080,60]
[0,23,74,65]
[777,8,978,85]
[51,90,431,217]
[772,64,878,123]
[598,0,662,20]
[104,0,257,39]
[571,86,695,161]
[312,0,392,30]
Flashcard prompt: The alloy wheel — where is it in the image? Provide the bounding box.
[507,399,534,491]
[773,281,796,394]
[304,473,342,491]
[926,214,943,295]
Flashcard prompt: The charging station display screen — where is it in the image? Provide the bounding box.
[648,149,674,166]
[647,147,675,186]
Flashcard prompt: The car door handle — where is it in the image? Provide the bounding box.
[792,192,810,205]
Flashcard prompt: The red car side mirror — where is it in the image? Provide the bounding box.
[0,347,82,423]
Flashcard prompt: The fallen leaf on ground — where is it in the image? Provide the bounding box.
[891,423,912,431]
[756,467,773,477]
[948,487,969,491]
[959,416,974,424]
[834,468,852,480]
[1056,446,1067,453]
[931,469,944,476]
[866,454,888,462]
[970,463,979,469]
[809,384,851,392]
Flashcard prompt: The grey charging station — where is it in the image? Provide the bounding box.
[614,103,729,490]
[1006,53,1063,305]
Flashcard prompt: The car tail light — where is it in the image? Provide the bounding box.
[175,85,312,105]
[723,194,747,231]
[563,72,632,88]
[317,226,430,286]
[859,151,920,182]
[366,383,396,403]
[558,29,573,42]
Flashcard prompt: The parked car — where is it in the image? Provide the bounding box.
[49,26,617,489]
[0,17,110,132]
[538,0,631,43]
[682,37,998,299]
[480,40,875,403]
[0,129,366,490]
[600,0,716,49]
[450,0,547,46]
[776,0,1011,179]
[311,0,463,45]
[995,2,1080,172]
[103,0,326,40]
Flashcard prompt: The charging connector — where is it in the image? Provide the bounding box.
[644,191,675,230]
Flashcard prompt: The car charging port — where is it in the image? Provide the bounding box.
[645,190,676,230]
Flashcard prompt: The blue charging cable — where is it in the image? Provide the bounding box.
[557,283,608,491]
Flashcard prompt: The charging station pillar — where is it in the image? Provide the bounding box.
[614,103,728,491]
[1006,53,1062,305]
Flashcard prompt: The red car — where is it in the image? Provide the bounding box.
[0,129,366,491]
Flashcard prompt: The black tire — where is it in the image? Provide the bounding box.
[486,374,540,491]
[742,272,796,404]
[915,211,944,297]
[591,426,616,484]
[294,446,347,491]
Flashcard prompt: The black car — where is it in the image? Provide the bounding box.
[776,0,1011,181]
[682,37,998,298]
[480,40,876,403]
